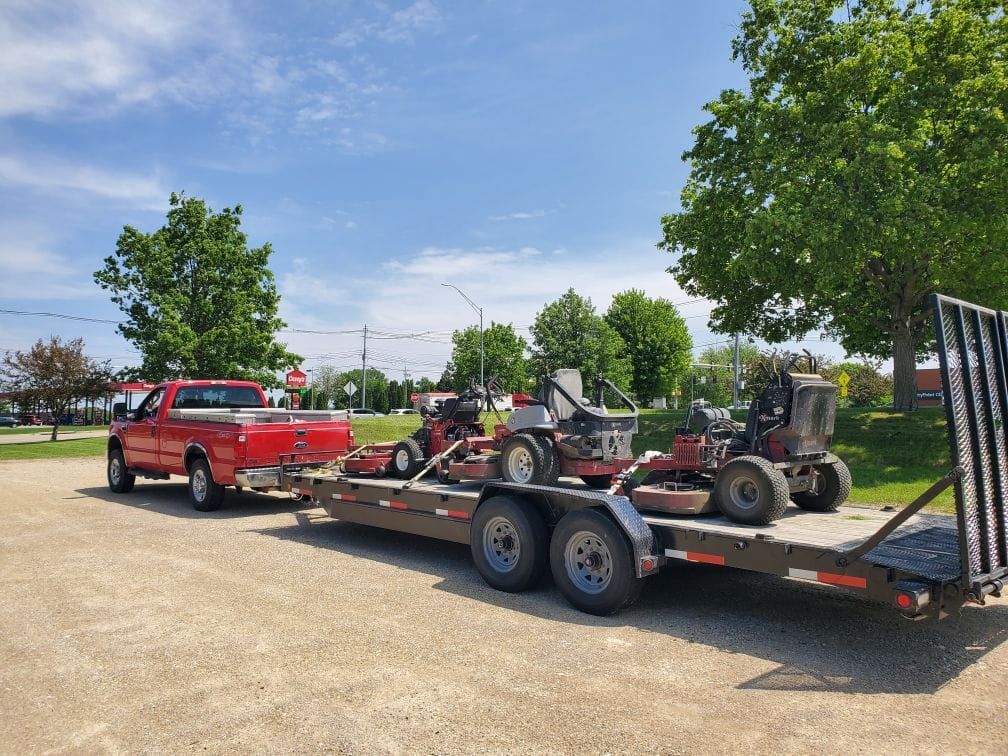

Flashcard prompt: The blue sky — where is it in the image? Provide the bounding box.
[1,0,850,380]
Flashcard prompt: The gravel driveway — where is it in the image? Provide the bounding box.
[1,457,1006,753]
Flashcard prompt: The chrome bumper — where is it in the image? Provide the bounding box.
[234,466,281,489]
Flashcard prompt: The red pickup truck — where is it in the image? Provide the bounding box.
[106,380,352,511]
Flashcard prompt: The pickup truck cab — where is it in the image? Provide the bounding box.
[107,379,352,511]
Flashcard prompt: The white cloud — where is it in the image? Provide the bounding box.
[0,154,168,209]
[0,224,105,301]
[488,208,556,221]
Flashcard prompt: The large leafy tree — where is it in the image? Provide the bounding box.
[1,337,114,440]
[660,0,1008,411]
[605,290,692,402]
[445,322,528,393]
[529,289,632,392]
[94,193,300,386]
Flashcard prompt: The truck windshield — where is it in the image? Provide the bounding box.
[172,386,264,410]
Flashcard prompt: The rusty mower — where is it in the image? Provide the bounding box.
[619,353,849,525]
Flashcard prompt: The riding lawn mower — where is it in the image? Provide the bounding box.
[621,353,850,525]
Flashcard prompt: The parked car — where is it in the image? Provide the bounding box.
[18,415,43,426]
[0,416,17,427]
[348,408,385,417]
[389,408,419,415]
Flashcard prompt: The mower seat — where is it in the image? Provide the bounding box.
[734,399,759,446]
[543,369,585,421]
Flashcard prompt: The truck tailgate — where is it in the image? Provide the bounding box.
[242,422,351,468]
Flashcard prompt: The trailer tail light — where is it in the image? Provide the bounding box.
[639,557,659,575]
[894,581,931,615]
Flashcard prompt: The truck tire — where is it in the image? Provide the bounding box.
[713,455,789,525]
[107,447,135,493]
[470,495,548,592]
[550,508,643,615]
[580,474,613,489]
[501,434,554,485]
[793,459,852,512]
[189,458,225,512]
[390,438,424,479]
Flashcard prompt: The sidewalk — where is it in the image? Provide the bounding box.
[0,430,108,445]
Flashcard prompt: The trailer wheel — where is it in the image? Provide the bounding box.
[501,434,555,485]
[189,458,225,512]
[712,455,789,525]
[390,438,424,479]
[580,474,613,489]
[550,508,643,615]
[793,459,852,512]
[107,447,135,493]
[470,495,548,592]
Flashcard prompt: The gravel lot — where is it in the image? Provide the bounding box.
[1,457,1007,753]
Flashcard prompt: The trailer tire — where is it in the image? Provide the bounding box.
[580,474,613,489]
[550,508,643,615]
[713,455,789,525]
[390,438,424,479]
[793,459,852,512]
[470,495,548,592]
[501,434,554,485]
[189,458,224,512]
[107,447,135,493]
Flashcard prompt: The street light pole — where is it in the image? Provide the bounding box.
[441,283,484,388]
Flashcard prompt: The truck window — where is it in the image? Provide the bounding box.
[171,386,264,410]
[137,388,164,420]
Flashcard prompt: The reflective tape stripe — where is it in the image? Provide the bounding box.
[788,568,866,589]
[665,548,725,566]
[436,508,469,520]
[379,499,407,510]
[331,493,356,502]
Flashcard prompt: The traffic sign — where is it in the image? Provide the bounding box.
[837,370,851,388]
[343,380,358,396]
[840,385,849,398]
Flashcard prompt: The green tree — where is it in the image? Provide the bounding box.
[823,360,893,407]
[336,369,389,413]
[1,337,113,440]
[605,290,692,403]
[417,377,436,393]
[660,0,1008,411]
[529,289,633,392]
[446,322,527,393]
[94,192,300,386]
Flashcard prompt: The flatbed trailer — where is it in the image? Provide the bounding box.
[281,295,1008,618]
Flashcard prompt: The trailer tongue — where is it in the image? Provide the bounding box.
[283,294,1008,619]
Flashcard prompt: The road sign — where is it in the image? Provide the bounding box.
[837,370,851,388]
[343,380,358,396]
[410,392,419,402]
[286,369,307,388]
[840,385,848,398]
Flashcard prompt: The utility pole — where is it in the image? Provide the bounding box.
[308,367,314,410]
[733,333,741,409]
[361,323,368,410]
[403,365,410,407]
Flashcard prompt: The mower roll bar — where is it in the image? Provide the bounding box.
[544,373,639,421]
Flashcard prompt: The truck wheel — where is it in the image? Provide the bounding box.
[550,508,643,615]
[501,434,554,485]
[713,455,789,525]
[580,474,613,489]
[189,458,225,511]
[107,447,135,493]
[390,438,424,479]
[470,495,548,592]
[793,459,852,512]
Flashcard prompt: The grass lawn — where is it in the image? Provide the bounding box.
[0,437,107,460]
[0,409,956,511]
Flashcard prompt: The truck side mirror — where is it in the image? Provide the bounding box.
[113,402,127,420]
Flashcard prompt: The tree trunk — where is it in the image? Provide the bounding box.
[892,325,918,412]
[50,422,58,441]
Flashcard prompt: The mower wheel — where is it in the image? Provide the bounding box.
[580,474,614,489]
[713,455,789,525]
[501,433,555,485]
[793,459,852,512]
[390,438,424,479]
[550,508,643,615]
[531,435,560,484]
[470,495,548,592]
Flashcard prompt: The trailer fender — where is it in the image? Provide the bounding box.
[476,482,658,577]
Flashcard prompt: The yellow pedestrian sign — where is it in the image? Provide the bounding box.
[837,370,850,398]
